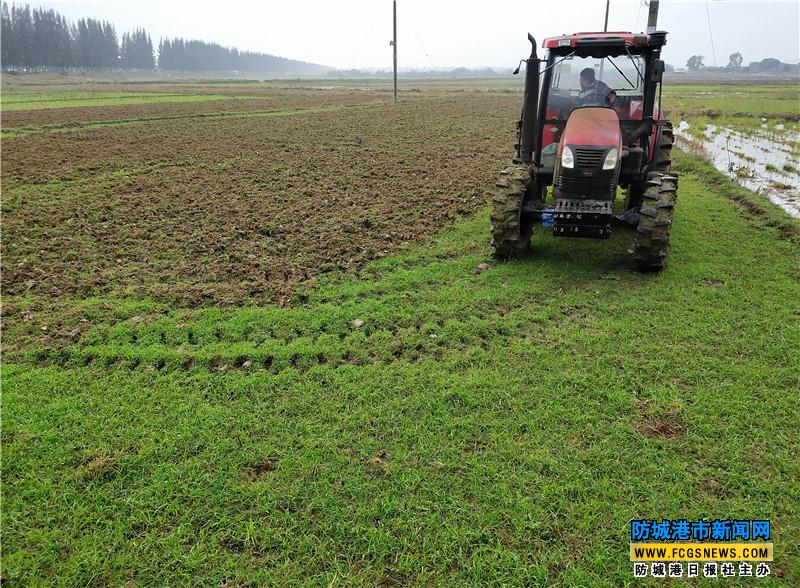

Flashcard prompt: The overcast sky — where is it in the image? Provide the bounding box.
[22,1,800,70]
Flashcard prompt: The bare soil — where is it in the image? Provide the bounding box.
[2,94,518,310]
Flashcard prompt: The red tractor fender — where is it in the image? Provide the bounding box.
[558,107,622,155]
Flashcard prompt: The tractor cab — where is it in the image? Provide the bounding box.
[492,29,677,271]
[536,32,667,176]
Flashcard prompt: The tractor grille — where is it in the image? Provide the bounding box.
[556,174,616,195]
[574,147,605,168]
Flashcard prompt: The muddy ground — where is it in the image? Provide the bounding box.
[2,92,519,330]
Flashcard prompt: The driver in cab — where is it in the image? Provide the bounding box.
[577,67,612,105]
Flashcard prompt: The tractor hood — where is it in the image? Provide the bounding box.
[559,107,621,153]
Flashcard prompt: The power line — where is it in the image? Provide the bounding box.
[634,0,647,33]
[705,0,718,66]
[404,9,431,64]
[345,9,380,70]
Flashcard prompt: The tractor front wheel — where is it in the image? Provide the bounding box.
[490,163,534,258]
[633,171,678,272]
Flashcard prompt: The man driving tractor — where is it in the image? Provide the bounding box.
[577,67,613,105]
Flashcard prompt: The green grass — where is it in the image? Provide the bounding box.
[3,150,799,586]
[663,84,800,119]
[663,83,800,138]
[0,91,257,111]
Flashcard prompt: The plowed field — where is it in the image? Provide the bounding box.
[3,87,518,349]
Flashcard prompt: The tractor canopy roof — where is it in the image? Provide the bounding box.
[542,31,667,57]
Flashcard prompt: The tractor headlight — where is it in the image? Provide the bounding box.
[602,148,618,170]
[561,146,575,169]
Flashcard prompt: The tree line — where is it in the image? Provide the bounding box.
[157,38,322,73]
[685,52,798,74]
[1,2,323,73]
[1,3,153,69]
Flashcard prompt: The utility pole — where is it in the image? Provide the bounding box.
[647,0,660,33]
[599,0,610,79]
[391,0,398,102]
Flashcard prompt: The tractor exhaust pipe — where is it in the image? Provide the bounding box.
[517,33,540,164]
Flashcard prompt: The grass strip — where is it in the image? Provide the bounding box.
[3,153,799,585]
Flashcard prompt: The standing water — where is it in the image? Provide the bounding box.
[674,121,800,219]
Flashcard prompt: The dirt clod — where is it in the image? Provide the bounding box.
[703,278,725,287]
[365,451,388,470]
[636,416,685,439]
[243,457,279,480]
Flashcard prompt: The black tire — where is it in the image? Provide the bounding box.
[491,163,533,258]
[624,121,675,210]
[633,171,678,272]
[652,121,675,172]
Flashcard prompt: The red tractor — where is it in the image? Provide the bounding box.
[491,29,677,271]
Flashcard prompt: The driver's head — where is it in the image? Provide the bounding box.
[579,67,596,89]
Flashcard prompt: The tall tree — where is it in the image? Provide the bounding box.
[12,4,35,66]
[120,31,130,67]
[1,3,14,65]
[686,55,705,71]
[30,7,73,67]
[137,29,154,68]
[728,52,743,69]
[121,29,154,69]
[1,3,319,73]
[70,17,117,68]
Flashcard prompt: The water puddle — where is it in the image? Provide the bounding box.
[674,121,800,218]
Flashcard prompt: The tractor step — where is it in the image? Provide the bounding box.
[553,199,613,239]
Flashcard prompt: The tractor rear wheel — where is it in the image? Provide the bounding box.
[633,171,678,272]
[491,163,534,258]
[624,121,675,210]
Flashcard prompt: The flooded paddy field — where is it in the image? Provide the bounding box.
[663,82,800,217]
[674,120,800,217]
